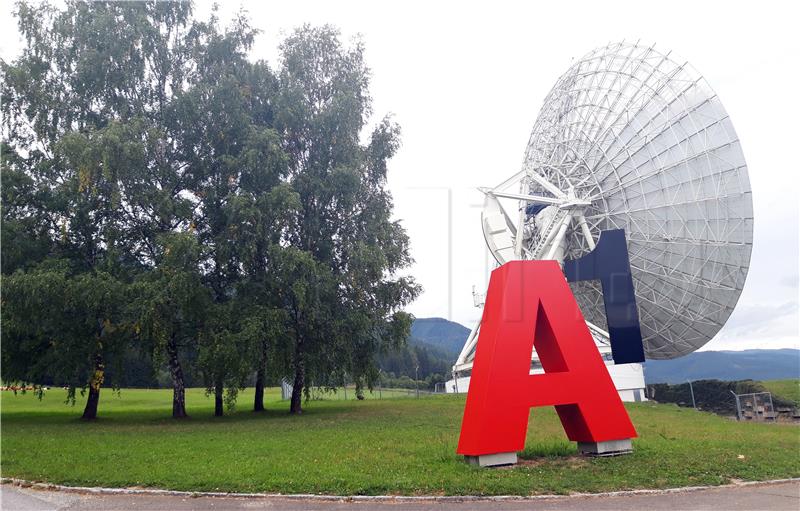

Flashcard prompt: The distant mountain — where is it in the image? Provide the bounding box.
[409,318,799,385]
[410,317,470,358]
[644,349,800,384]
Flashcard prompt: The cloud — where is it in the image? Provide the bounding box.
[703,301,799,351]
[724,302,797,331]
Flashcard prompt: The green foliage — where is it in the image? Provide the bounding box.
[2,389,799,495]
[132,234,209,366]
[2,0,200,416]
[2,2,419,417]
[274,25,420,409]
[377,373,446,391]
[2,268,131,401]
[0,144,53,274]
[761,379,800,406]
[379,341,452,383]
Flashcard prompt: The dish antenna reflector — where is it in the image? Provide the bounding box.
[455,41,753,374]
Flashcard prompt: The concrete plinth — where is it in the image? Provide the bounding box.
[464,452,517,467]
[578,438,633,456]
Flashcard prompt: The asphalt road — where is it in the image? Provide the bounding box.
[2,481,798,511]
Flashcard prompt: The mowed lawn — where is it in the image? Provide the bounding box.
[2,388,799,496]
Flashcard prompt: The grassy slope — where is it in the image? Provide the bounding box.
[762,379,800,406]
[2,388,799,496]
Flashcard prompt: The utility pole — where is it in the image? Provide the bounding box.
[687,379,696,409]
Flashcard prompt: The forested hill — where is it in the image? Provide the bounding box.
[375,318,469,384]
[644,349,800,384]
[406,318,799,386]
[409,318,471,358]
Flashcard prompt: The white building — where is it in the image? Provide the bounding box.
[445,358,646,403]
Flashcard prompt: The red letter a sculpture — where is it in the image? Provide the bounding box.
[457,260,636,467]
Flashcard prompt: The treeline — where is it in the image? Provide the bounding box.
[378,340,451,387]
[1,1,419,418]
[39,339,452,391]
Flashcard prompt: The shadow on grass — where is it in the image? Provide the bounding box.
[1,392,462,428]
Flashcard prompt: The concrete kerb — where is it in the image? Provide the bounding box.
[2,477,800,502]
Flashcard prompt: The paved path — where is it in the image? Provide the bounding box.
[2,481,798,511]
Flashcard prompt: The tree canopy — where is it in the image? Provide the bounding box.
[2,0,420,418]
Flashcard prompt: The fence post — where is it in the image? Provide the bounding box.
[415,365,419,399]
[730,390,741,420]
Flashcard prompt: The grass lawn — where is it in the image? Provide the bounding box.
[2,387,799,496]
[762,379,800,406]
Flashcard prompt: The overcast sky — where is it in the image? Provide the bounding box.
[2,0,798,352]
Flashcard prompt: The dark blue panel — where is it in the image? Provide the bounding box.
[525,203,548,217]
[563,229,646,364]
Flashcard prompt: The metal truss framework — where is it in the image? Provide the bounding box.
[456,41,753,372]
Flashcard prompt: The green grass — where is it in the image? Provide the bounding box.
[2,388,799,496]
[762,379,800,406]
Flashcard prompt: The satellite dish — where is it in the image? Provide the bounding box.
[458,41,753,370]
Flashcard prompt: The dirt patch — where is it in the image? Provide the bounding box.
[513,455,589,469]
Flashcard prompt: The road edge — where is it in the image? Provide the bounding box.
[2,477,799,502]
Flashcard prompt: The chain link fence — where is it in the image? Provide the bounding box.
[731,391,776,421]
[280,378,448,400]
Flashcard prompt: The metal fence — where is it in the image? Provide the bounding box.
[279,379,447,401]
[731,391,776,421]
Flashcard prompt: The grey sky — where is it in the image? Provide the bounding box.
[2,0,798,351]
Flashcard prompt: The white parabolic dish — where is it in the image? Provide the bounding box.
[481,42,753,361]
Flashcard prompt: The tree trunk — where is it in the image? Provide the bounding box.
[166,334,188,418]
[253,366,265,412]
[81,353,104,420]
[290,337,305,414]
[214,379,224,417]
